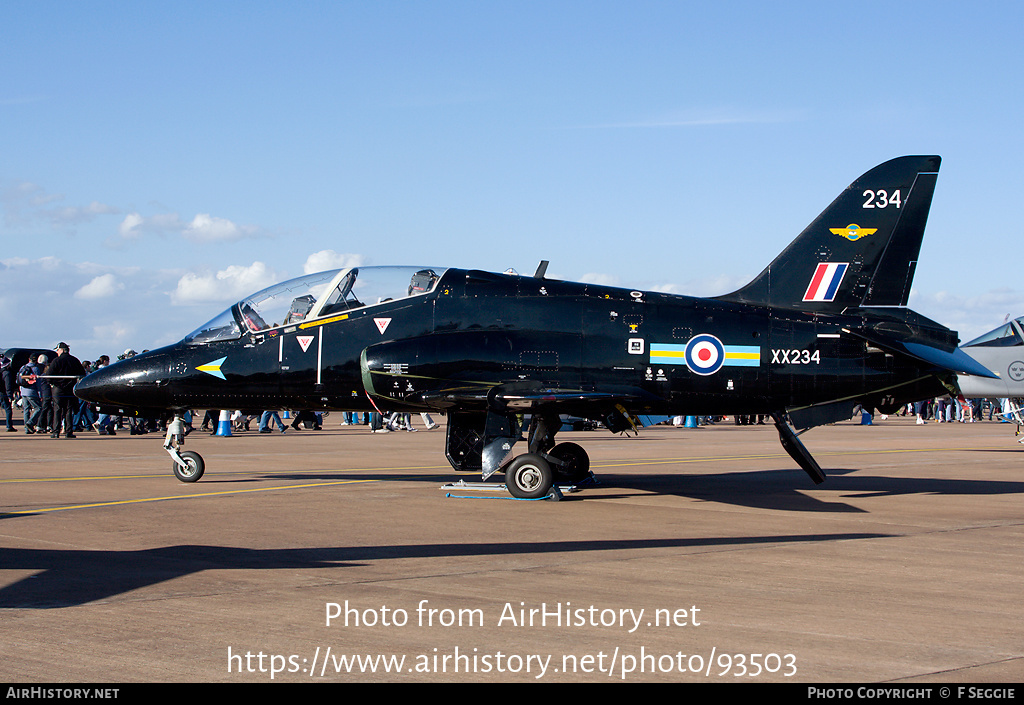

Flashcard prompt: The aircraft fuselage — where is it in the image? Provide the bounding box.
[80,268,945,420]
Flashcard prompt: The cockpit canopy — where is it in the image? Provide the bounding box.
[183,266,444,344]
[961,317,1024,348]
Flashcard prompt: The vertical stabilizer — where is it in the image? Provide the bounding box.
[718,156,940,311]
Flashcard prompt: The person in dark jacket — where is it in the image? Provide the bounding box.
[0,352,14,431]
[43,342,86,439]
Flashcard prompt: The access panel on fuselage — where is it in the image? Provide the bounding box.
[509,280,584,388]
[276,327,321,398]
[580,287,651,399]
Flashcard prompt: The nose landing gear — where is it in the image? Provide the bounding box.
[165,414,205,482]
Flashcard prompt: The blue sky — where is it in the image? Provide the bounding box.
[3,1,1023,361]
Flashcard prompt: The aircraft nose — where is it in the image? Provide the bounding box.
[75,351,174,408]
[73,364,120,406]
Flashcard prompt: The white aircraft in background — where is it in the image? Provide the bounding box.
[957,316,1024,433]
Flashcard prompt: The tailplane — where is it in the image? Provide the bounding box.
[718,156,940,312]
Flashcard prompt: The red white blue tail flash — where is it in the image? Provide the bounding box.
[803,263,848,302]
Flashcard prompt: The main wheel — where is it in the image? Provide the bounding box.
[506,453,554,499]
[549,442,590,482]
[173,450,205,483]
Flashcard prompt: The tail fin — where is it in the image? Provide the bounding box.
[717,155,940,312]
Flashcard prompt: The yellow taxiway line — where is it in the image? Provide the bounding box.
[2,478,381,515]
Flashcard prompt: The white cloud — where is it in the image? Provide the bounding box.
[184,213,257,243]
[648,282,686,295]
[74,273,124,300]
[91,321,134,350]
[115,211,260,244]
[576,272,748,297]
[679,274,753,297]
[53,201,120,225]
[0,256,182,356]
[118,212,145,239]
[303,250,364,274]
[910,288,1024,343]
[579,272,620,287]
[1,180,119,228]
[36,256,63,271]
[4,178,264,248]
[170,261,280,305]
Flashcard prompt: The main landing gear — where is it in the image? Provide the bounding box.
[445,410,594,499]
[165,414,205,482]
[503,441,591,499]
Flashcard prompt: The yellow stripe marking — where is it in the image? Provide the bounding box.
[2,478,379,515]
[300,313,348,329]
[0,464,453,485]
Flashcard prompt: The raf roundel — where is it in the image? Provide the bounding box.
[685,334,725,375]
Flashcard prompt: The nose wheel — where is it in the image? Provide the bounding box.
[172,450,205,482]
[165,414,205,483]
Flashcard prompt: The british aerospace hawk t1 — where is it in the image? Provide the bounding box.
[75,155,994,498]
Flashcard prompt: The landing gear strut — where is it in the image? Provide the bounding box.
[444,410,593,499]
[165,414,205,482]
[520,414,593,489]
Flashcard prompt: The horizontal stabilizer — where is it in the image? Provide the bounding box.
[902,342,999,379]
[845,328,999,379]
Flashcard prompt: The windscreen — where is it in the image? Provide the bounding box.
[962,321,1024,348]
[182,266,446,341]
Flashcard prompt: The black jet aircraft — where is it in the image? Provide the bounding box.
[75,155,995,498]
